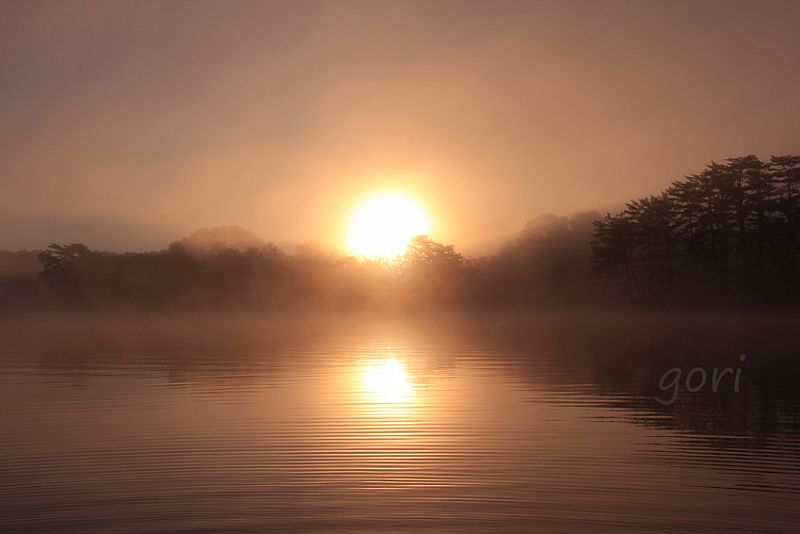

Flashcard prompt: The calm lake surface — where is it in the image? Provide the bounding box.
[1,312,798,533]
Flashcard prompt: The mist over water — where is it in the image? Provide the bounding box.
[3,1,800,531]
[1,312,798,532]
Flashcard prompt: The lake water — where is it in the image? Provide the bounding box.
[0,312,798,532]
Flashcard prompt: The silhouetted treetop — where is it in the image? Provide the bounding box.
[4,155,799,312]
[38,244,97,277]
[403,235,464,267]
[592,154,800,307]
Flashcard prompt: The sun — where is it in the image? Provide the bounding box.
[347,193,431,259]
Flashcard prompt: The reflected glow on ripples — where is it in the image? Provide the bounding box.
[361,357,414,403]
[1,315,800,532]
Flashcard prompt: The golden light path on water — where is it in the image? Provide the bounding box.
[361,357,414,404]
[2,316,799,531]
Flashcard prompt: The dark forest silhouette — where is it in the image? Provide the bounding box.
[1,217,601,311]
[592,155,800,306]
[0,154,798,312]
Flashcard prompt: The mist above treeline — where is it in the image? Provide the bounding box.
[2,153,799,312]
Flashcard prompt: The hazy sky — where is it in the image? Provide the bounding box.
[2,0,799,253]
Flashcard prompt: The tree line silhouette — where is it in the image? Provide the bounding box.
[0,216,601,311]
[592,155,800,306]
[0,153,798,312]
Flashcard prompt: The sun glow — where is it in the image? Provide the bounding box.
[347,193,431,259]
[362,358,414,403]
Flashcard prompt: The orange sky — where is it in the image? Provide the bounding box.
[1,1,799,253]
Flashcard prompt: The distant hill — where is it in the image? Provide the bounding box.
[0,250,40,277]
[177,226,267,254]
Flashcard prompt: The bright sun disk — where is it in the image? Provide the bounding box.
[347,193,431,259]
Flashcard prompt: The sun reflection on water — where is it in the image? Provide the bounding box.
[361,358,414,403]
